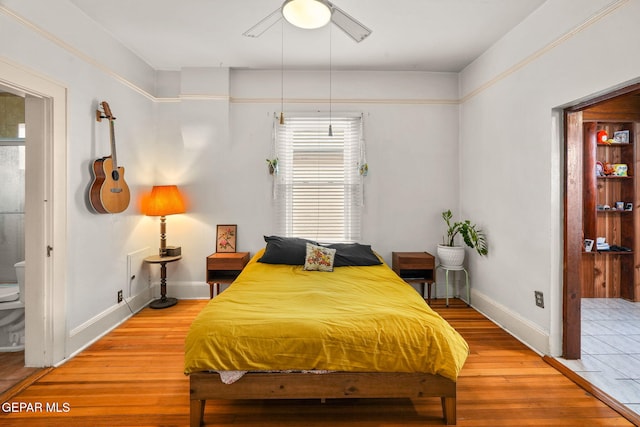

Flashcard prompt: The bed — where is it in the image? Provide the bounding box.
[185,237,469,426]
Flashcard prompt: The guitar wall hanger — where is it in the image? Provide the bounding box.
[89,101,131,214]
[95,108,109,122]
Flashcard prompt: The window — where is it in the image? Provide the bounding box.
[274,115,364,242]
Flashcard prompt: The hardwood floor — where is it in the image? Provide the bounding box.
[0,299,635,426]
[0,351,41,397]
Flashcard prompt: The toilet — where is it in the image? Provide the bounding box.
[0,261,25,352]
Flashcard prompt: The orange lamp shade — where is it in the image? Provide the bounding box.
[144,185,186,216]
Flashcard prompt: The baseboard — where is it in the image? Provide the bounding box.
[151,281,212,300]
[65,289,152,363]
[471,288,550,355]
[66,282,212,362]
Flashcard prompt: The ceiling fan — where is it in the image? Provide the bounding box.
[243,0,372,43]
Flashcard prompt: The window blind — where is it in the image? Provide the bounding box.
[274,115,362,243]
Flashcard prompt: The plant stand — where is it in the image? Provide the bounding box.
[436,264,470,307]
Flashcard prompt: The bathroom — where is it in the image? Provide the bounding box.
[0,91,26,352]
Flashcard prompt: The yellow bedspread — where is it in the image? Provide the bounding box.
[184,250,469,381]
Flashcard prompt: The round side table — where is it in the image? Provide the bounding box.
[144,254,181,309]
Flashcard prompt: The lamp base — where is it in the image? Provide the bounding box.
[165,246,182,257]
[150,296,178,309]
[159,246,181,257]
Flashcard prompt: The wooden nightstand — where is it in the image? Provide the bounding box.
[392,252,435,303]
[206,252,250,298]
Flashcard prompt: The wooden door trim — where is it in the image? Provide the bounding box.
[567,83,640,112]
[563,110,583,359]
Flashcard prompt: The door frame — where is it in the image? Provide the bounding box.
[563,82,640,359]
[0,57,67,367]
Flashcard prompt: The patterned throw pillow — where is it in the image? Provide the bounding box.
[304,243,336,272]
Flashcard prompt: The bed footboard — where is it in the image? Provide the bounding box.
[189,371,457,426]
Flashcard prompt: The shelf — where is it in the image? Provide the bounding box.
[597,142,633,147]
[401,277,434,284]
[206,272,240,284]
[583,250,634,255]
[597,175,633,179]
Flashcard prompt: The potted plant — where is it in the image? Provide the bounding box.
[437,209,488,268]
[266,158,278,175]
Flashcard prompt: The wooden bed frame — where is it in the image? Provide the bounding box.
[189,371,457,426]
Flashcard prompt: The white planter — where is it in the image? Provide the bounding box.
[437,244,466,269]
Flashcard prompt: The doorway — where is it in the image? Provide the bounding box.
[0,93,25,280]
[0,58,67,368]
[564,83,640,359]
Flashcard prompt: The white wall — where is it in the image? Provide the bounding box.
[1,0,158,360]
[459,0,640,355]
[154,68,461,295]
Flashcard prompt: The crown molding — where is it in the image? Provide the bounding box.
[460,0,629,103]
[3,1,631,106]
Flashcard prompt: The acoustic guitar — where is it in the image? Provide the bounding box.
[89,101,131,214]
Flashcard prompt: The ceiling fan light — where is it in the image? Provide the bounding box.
[282,0,332,30]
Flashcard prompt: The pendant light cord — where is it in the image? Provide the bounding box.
[280,20,285,125]
[328,23,333,136]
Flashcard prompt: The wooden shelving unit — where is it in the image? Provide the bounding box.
[582,119,638,300]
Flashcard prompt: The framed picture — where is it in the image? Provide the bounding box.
[216,224,237,253]
[584,239,594,253]
[613,130,630,143]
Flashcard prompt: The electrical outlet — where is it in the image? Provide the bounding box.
[117,290,123,304]
[534,291,544,308]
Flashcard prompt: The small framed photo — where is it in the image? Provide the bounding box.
[216,224,237,253]
[613,130,630,143]
[584,239,594,252]
[626,202,633,211]
[615,201,625,210]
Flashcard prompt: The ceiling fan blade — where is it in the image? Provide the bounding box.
[328,2,372,43]
[243,7,283,38]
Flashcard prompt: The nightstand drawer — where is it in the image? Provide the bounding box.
[392,252,434,272]
[207,252,250,270]
[397,256,434,270]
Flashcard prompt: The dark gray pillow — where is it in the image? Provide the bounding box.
[326,243,382,267]
[258,235,318,265]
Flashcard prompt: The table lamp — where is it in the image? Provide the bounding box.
[144,185,186,257]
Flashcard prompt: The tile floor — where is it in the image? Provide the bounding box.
[558,298,640,416]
